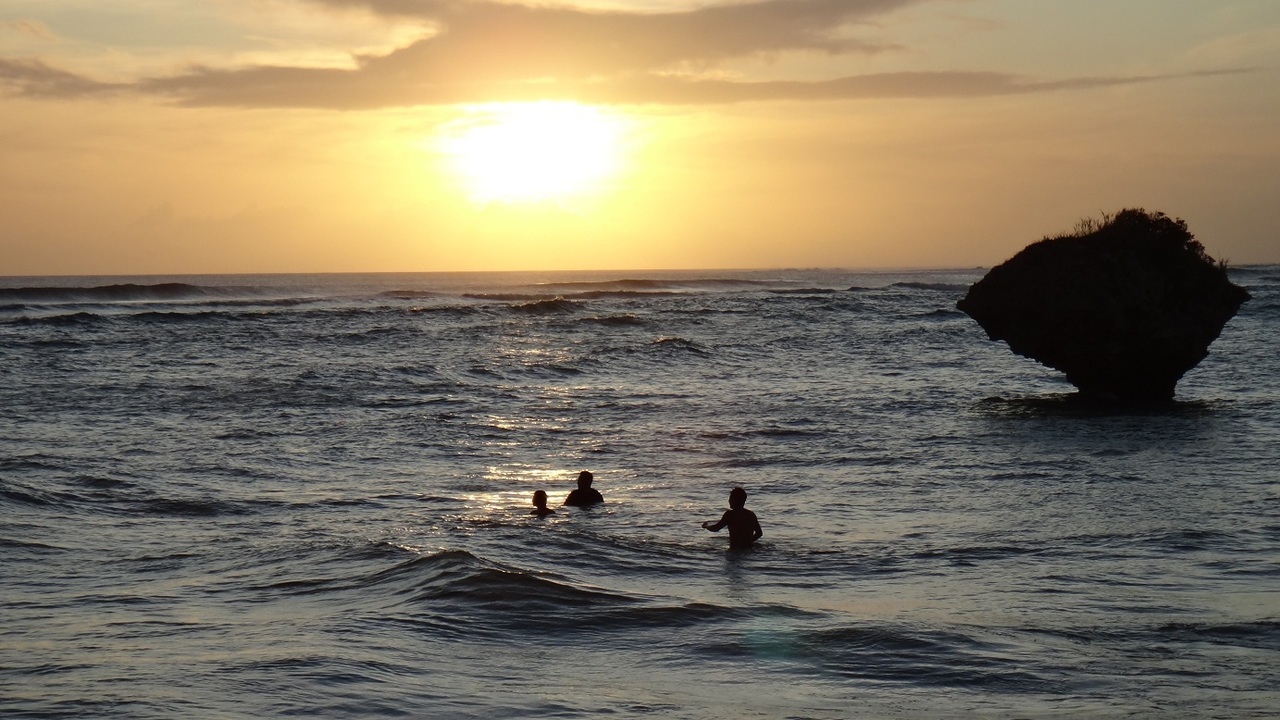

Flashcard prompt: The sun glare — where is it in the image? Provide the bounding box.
[438,102,627,204]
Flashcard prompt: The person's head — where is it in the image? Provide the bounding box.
[729,487,747,509]
[533,490,548,508]
[576,470,594,490]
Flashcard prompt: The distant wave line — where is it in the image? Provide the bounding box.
[0,283,269,303]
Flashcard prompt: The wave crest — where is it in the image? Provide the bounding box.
[0,283,220,303]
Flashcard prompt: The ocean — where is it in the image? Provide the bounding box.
[2,267,1277,719]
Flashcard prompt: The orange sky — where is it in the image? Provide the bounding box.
[2,0,1278,274]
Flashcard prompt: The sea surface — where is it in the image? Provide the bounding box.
[2,267,1277,719]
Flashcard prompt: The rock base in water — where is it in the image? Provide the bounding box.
[957,209,1250,401]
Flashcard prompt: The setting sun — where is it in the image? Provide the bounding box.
[437,102,628,204]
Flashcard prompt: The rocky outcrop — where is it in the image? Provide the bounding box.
[957,209,1249,401]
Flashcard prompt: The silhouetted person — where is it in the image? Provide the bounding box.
[563,470,604,507]
[702,487,762,550]
[531,490,556,517]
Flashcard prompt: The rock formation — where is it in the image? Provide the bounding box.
[956,209,1250,401]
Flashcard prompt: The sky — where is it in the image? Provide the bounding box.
[1,0,1278,274]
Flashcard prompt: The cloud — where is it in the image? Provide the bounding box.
[0,0,1253,108]
[314,0,917,72]
[571,69,1254,104]
[1,18,58,41]
[130,65,1251,108]
[1186,27,1280,66]
[0,58,123,97]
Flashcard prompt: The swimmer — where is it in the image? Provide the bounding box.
[702,487,762,549]
[563,470,604,507]
[531,490,556,517]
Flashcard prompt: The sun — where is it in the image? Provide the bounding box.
[438,102,628,204]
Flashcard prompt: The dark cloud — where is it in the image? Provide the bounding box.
[0,0,1251,108]
[589,69,1252,104]
[0,58,123,97]
[323,0,915,76]
[1,0,921,105]
[136,66,1252,109]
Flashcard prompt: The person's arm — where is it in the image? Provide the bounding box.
[751,512,762,542]
[702,510,730,532]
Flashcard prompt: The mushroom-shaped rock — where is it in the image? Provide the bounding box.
[957,209,1249,401]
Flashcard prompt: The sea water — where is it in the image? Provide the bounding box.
[2,267,1277,719]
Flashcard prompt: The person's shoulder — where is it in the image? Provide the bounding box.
[564,490,602,507]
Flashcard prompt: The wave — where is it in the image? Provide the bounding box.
[512,298,579,314]
[2,309,205,327]
[568,289,688,300]
[1242,277,1280,287]
[0,283,228,303]
[462,292,551,301]
[217,296,323,308]
[888,282,970,292]
[975,394,1226,418]
[651,336,710,355]
[0,537,70,552]
[0,454,65,472]
[536,278,776,292]
[1153,620,1280,650]
[904,543,1053,565]
[338,549,780,638]
[134,497,261,517]
[700,621,1054,691]
[0,285,331,322]
[0,300,466,327]
[1028,618,1280,655]
[2,474,277,518]
[136,310,248,325]
[767,288,839,295]
[918,308,967,319]
[1225,264,1280,280]
[0,478,88,507]
[464,289,688,302]
[359,549,633,609]
[71,475,135,490]
[379,290,445,299]
[5,311,109,327]
[583,314,647,326]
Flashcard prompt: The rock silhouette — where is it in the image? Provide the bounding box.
[957,209,1250,401]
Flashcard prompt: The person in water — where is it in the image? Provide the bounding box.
[563,470,604,507]
[531,490,556,517]
[702,487,762,549]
